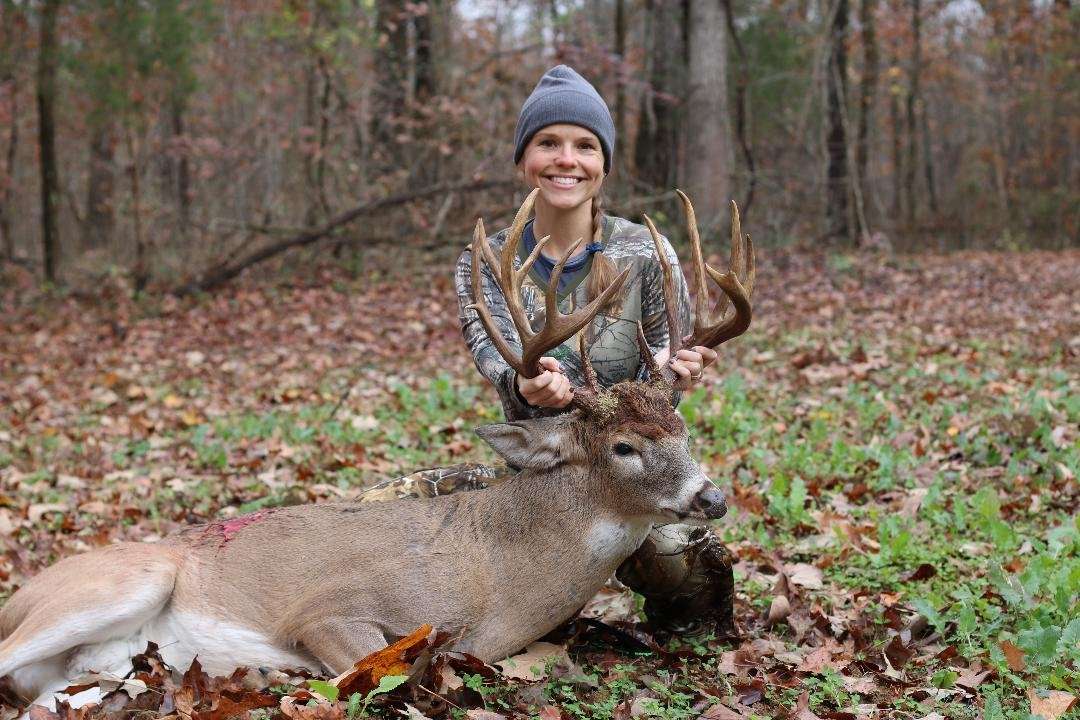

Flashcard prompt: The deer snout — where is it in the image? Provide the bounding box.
[691,483,727,519]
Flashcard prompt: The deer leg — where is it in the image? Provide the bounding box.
[299,619,388,676]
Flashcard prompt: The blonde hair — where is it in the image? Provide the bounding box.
[586,196,623,316]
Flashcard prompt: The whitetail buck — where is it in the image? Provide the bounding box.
[0,190,753,712]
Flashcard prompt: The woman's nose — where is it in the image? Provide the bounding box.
[554,145,575,165]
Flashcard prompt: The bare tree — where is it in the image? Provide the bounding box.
[903,0,919,226]
[37,0,61,282]
[83,125,116,251]
[825,0,851,242]
[0,0,22,261]
[856,0,879,220]
[683,0,733,236]
[634,0,686,193]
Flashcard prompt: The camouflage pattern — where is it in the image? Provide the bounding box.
[616,523,737,638]
[356,463,505,503]
[455,214,692,421]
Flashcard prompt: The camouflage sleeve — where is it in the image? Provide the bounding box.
[638,233,692,390]
[455,242,542,422]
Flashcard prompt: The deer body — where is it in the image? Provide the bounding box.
[0,415,704,710]
[1,189,753,714]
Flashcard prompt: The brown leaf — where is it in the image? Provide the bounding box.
[699,703,747,719]
[786,563,824,590]
[332,624,433,697]
[955,666,993,690]
[1000,639,1026,672]
[1028,689,1077,720]
[465,711,508,720]
[767,594,791,625]
[496,641,571,681]
[884,635,914,671]
[905,563,937,582]
[196,691,279,720]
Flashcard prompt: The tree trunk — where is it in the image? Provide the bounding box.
[372,0,409,149]
[856,0,878,215]
[37,0,60,282]
[920,97,937,215]
[613,0,626,169]
[172,98,190,233]
[683,0,732,236]
[1,72,16,260]
[904,0,920,228]
[634,0,685,192]
[125,128,147,290]
[825,0,851,243]
[83,123,116,251]
[722,0,756,217]
[889,54,902,221]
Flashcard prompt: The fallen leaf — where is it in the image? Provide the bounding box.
[840,675,876,694]
[496,641,571,682]
[28,503,68,523]
[465,710,507,720]
[1028,689,1076,720]
[699,703,747,719]
[332,624,433,696]
[786,563,824,590]
[1000,639,1025,672]
[767,594,791,625]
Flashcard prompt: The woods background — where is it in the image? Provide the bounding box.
[0,0,1076,291]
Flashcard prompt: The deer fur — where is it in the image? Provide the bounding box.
[0,382,726,712]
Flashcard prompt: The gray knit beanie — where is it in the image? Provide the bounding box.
[513,65,616,173]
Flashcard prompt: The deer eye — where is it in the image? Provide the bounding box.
[613,442,637,457]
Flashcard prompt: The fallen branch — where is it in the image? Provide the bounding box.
[174,178,514,296]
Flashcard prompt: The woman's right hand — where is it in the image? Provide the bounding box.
[516,356,574,408]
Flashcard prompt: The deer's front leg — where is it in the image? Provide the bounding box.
[296,619,387,675]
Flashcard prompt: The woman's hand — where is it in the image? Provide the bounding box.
[667,340,719,391]
[516,356,575,408]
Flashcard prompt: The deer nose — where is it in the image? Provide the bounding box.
[693,484,727,519]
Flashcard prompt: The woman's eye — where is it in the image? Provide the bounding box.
[613,442,636,456]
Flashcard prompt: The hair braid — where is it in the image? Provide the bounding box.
[585,196,624,316]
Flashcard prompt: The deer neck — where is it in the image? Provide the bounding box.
[462,468,653,565]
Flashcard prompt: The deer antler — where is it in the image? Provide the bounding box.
[467,188,631,382]
[642,191,755,363]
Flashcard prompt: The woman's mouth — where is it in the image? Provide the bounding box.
[543,175,583,188]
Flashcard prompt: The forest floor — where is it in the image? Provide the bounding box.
[0,248,1077,720]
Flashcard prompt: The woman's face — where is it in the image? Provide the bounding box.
[518,124,605,212]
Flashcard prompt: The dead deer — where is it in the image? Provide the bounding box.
[0,190,753,712]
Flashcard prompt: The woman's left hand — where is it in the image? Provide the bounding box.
[668,344,719,391]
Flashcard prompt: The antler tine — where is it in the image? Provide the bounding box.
[499,188,541,340]
[468,218,526,376]
[642,214,684,358]
[570,332,602,413]
[635,323,661,381]
[677,192,754,350]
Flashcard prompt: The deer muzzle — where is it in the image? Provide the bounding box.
[691,483,727,519]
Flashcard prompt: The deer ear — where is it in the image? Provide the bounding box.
[475,418,569,469]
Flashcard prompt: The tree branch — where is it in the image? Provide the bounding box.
[174,178,515,296]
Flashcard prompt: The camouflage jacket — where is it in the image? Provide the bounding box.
[456,214,691,421]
